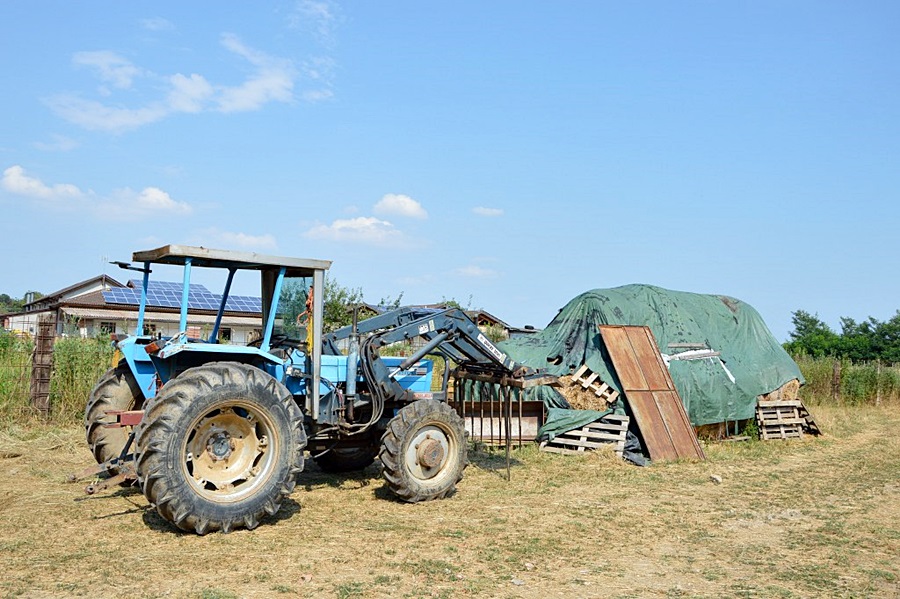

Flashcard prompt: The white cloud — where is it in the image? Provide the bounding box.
[301,89,334,102]
[454,265,499,279]
[473,206,503,217]
[73,51,141,90]
[290,1,339,46]
[46,34,327,133]
[167,73,214,113]
[216,34,296,113]
[1,164,192,220]
[141,17,174,31]
[304,216,403,246]
[91,186,193,219]
[1,165,83,201]
[135,187,192,214]
[374,194,428,219]
[32,134,79,152]
[299,56,335,103]
[46,95,168,133]
[193,228,277,251]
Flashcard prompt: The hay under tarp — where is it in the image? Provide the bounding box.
[499,284,803,430]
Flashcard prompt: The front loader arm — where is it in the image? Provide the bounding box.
[354,308,539,402]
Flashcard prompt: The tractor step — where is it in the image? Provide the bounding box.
[103,410,144,427]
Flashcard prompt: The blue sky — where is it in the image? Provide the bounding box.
[1,2,898,341]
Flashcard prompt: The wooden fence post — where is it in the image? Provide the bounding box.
[876,360,882,406]
[29,314,56,416]
[831,359,841,404]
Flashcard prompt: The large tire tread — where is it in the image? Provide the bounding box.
[85,364,144,469]
[379,400,467,503]
[135,362,305,534]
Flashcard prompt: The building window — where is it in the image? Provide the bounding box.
[218,327,232,343]
[99,322,116,335]
[143,323,157,337]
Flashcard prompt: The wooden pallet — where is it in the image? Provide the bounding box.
[571,364,620,405]
[539,414,630,457]
[756,400,805,440]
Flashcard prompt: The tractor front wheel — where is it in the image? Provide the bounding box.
[85,364,144,472]
[134,362,305,534]
[379,400,467,502]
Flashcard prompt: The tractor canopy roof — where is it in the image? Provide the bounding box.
[132,245,331,278]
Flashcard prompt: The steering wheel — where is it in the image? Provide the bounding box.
[248,333,289,348]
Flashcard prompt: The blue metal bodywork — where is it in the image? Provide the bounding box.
[112,247,433,418]
[118,332,434,417]
[117,337,158,399]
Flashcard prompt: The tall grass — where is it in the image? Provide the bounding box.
[0,332,113,425]
[49,336,114,422]
[793,354,900,406]
[0,332,35,423]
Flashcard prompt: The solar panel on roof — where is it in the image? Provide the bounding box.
[106,281,261,313]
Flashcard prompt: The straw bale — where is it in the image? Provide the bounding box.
[558,375,613,411]
[758,378,801,402]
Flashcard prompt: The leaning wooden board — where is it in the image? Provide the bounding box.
[598,325,705,462]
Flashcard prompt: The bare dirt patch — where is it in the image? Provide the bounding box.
[1,404,898,598]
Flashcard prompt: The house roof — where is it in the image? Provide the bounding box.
[24,274,124,308]
[465,309,511,329]
[60,289,109,308]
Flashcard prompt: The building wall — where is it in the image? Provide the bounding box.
[79,317,260,344]
[5,311,260,345]
[5,312,40,336]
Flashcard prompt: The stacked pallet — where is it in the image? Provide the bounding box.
[539,414,630,457]
[571,364,620,405]
[756,399,805,440]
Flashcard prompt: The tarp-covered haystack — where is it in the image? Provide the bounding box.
[500,284,803,429]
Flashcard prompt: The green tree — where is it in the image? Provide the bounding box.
[277,279,311,338]
[837,317,875,362]
[0,291,42,314]
[322,275,365,332]
[786,309,900,363]
[871,311,900,363]
[277,275,405,336]
[784,310,840,358]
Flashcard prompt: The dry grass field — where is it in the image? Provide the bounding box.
[1,404,898,599]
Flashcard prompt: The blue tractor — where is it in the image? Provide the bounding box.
[83,245,548,534]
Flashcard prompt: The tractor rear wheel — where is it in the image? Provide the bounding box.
[134,362,305,534]
[379,399,467,502]
[85,364,144,472]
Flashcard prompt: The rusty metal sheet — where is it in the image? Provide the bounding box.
[599,325,705,462]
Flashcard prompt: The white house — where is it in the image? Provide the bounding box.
[2,275,263,344]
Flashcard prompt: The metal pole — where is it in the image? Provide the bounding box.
[310,268,325,420]
[209,267,236,343]
[136,262,150,336]
[178,258,192,334]
[505,385,512,481]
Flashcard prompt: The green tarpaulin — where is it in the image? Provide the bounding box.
[500,284,803,429]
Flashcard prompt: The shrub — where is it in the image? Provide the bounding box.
[0,334,113,425]
[794,354,900,406]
